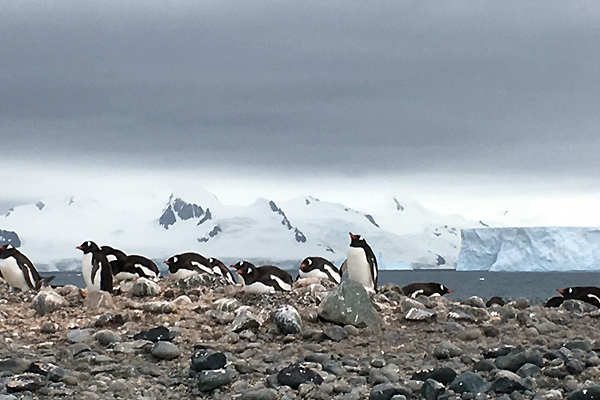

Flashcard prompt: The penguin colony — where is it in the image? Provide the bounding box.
[2,235,599,309]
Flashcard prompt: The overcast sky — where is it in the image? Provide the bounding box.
[2,1,600,225]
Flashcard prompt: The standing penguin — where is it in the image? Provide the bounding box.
[208,257,236,284]
[298,256,341,284]
[0,244,54,291]
[77,241,113,292]
[232,261,293,293]
[346,232,378,293]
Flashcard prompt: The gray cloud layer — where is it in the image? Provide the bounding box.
[2,1,600,178]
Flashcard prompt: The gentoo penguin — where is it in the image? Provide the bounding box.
[232,261,293,294]
[0,244,54,291]
[298,256,341,284]
[401,282,453,298]
[557,286,600,308]
[346,232,378,293]
[544,296,565,308]
[100,245,128,280]
[117,255,160,281]
[77,241,113,292]
[486,296,506,307]
[164,252,214,280]
[208,257,236,284]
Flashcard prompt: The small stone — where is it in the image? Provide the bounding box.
[170,295,193,308]
[142,301,173,313]
[229,310,262,333]
[40,322,60,333]
[404,308,436,322]
[422,379,444,400]
[31,289,68,315]
[492,370,529,393]
[191,349,227,371]
[241,388,278,400]
[510,298,529,309]
[68,342,92,357]
[343,325,360,336]
[108,379,128,392]
[449,371,491,394]
[5,373,44,393]
[0,358,29,374]
[461,296,486,308]
[84,291,114,309]
[94,330,121,345]
[197,369,237,392]
[323,325,348,342]
[412,367,457,385]
[67,328,94,343]
[369,383,412,400]
[271,305,302,334]
[433,341,462,359]
[131,278,161,297]
[151,342,179,360]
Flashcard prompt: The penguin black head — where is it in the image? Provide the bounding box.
[349,232,367,247]
[164,255,180,273]
[77,241,100,253]
[299,257,313,272]
[437,283,453,295]
[557,287,582,299]
[232,261,256,277]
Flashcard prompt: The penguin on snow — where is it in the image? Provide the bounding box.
[0,244,54,291]
[346,232,378,293]
[232,261,293,293]
[77,241,113,292]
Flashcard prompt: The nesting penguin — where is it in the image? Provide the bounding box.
[346,232,378,293]
[401,282,453,298]
[164,252,214,280]
[557,286,600,308]
[77,241,113,292]
[0,244,54,291]
[298,256,341,284]
[119,255,160,281]
[232,261,293,293]
[208,257,236,284]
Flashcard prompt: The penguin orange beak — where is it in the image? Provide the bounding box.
[447,289,454,293]
[236,269,242,275]
[349,232,357,239]
[557,289,565,294]
[163,260,170,265]
[76,246,82,250]
[300,263,307,271]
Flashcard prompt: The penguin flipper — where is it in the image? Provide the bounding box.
[41,275,55,287]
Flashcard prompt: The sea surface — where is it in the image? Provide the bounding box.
[47,270,600,305]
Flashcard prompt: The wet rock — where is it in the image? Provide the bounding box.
[271,305,302,334]
[492,370,530,393]
[412,367,457,385]
[151,342,179,360]
[197,369,237,392]
[84,291,114,309]
[567,385,600,400]
[433,341,462,359]
[517,363,542,378]
[473,359,495,372]
[5,373,44,393]
[369,383,412,400]
[31,289,67,315]
[191,349,227,371]
[449,371,491,394]
[318,280,379,328]
[323,325,348,342]
[131,278,160,297]
[277,363,324,389]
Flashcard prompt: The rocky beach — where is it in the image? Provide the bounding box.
[1,276,600,400]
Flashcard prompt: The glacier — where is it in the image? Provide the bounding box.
[457,227,600,271]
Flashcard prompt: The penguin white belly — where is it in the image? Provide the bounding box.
[169,268,198,280]
[346,247,374,293]
[135,264,158,280]
[82,253,100,291]
[0,258,31,291]
[114,271,139,282]
[299,269,329,281]
[244,281,276,294]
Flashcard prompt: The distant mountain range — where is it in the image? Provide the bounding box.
[0,189,488,271]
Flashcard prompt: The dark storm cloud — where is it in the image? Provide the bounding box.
[2,0,600,177]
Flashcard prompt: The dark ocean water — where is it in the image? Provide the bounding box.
[46,270,600,305]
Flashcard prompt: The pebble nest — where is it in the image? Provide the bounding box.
[1,276,600,400]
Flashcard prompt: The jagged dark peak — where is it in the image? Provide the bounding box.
[294,228,306,243]
[35,201,45,210]
[198,225,222,243]
[305,195,320,205]
[68,197,75,205]
[393,197,404,211]
[197,208,212,226]
[0,230,21,247]
[268,200,307,243]
[479,220,490,227]
[159,193,207,230]
[364,214,380,228]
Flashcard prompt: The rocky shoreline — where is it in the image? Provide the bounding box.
[1,276,600,400]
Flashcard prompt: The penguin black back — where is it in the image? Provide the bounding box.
[298,256,341,284]
[77,241,113,292]
[401,282,453,298]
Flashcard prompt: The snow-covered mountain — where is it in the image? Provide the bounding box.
[0,190,484,271]
[457,227,600,271]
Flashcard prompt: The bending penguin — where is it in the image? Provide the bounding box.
[298,256,341,284]
[0,244,54,291]
[165,252,233,284]
[77,241,113,292]
[232,261,293,294]
[100,245,128,280]
[118,255,160,281]
[346,232,378,293]
[557,286,600,308]
[208,257,236,284]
